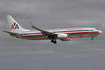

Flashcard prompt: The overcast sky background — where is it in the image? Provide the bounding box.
[0,0,105,70]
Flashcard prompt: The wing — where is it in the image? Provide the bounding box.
[29,21,57,38]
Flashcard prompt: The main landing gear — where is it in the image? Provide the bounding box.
[51,38,57,44]
[91,37,94,41]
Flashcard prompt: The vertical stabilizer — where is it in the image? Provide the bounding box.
[6,15,30,33]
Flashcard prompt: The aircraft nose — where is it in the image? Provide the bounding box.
[99,30,102,34]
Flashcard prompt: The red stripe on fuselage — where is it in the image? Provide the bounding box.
[22,34,42,37]
[22,31,99,37]
[64,31,99,34]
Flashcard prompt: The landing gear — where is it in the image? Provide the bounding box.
[51,38,57,44]
[91,37,94,41]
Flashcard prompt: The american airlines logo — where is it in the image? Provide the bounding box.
[67,28,83,30]
[11,23,19,30]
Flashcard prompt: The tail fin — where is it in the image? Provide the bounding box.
[6,15,30,33]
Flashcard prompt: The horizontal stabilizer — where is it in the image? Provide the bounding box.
[3,30,17,36]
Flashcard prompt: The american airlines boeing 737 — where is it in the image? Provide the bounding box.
[3,15,102,44]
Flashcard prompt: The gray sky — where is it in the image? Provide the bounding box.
[0,0,105,70]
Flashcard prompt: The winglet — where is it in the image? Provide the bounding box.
[29,21,42,31]
[29,21,34,27]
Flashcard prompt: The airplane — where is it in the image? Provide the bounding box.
[3,15,102,44]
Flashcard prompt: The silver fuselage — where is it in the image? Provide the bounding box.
[12,27,102,40]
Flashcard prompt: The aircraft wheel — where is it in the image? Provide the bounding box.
[54,41,57,44]
[51,39,54,43]
[51,39,57,44]
[91,37,94,41]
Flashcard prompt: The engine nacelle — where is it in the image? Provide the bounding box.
[57,34,68,39]
[57,34,71,41]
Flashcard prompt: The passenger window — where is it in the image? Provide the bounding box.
[90,29,94,31]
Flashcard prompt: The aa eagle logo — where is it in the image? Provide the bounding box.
[11,23,19,30]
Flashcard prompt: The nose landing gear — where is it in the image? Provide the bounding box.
[91,37,94,41]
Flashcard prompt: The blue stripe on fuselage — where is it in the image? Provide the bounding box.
[21,29,94,36]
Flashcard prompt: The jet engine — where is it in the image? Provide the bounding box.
[57,34,71,41]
